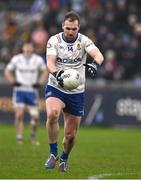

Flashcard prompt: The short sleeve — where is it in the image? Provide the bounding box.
[84,36,97,53]
[6,56,18,70]
[46,36,58,56]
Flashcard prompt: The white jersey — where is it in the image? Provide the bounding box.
[6,53,46,91]
[46,32,97,94]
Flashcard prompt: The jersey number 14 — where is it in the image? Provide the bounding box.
[68,46,73,52]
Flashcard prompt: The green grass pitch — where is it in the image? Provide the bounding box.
[0,124,141,179]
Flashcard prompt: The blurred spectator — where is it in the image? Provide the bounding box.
[31,0,46,14]
[71,0,84,13]
[3,13,18,42]
[20,22,32,43]
[31,20,48,60]
[85,0,101,9]
[101,50,122,80]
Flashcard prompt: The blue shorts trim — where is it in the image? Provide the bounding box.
[13,90,38,106]
[45,85,84,116]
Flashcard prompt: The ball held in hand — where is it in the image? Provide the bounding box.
[61,69,81,90]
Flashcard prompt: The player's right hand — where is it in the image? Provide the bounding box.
[53,70,64,88]
[12,82,21,87]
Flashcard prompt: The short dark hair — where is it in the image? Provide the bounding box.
[63,11,80,24]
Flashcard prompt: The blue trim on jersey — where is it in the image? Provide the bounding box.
[45,85,84,117]
[14,90,38,106]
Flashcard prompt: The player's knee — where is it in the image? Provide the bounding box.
[65,132,76,144]
[47,109,59,123]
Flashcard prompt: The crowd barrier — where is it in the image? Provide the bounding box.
[0,83,141,127]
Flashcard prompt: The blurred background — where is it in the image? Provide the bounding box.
[1,0,141,127]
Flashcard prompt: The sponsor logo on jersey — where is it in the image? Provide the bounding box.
[57,57,81,64]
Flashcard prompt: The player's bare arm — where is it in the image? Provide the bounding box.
[38,69,48,85]
[33,69,48,89]
[4,69,16,85]
[46,55,64,87]
[84,46,104,78]
[88,46,104,65]
[46,55,57,75]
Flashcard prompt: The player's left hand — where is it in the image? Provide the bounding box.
[33,83,41,89]
[83,61,99,78]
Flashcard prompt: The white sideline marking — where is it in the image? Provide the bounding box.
[88,172,141,179]
[88,173,112,179]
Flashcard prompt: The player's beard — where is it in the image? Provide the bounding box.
[65,34,77,43]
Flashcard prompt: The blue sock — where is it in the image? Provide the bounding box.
[49,142,58,156]
[60,151,68,162]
